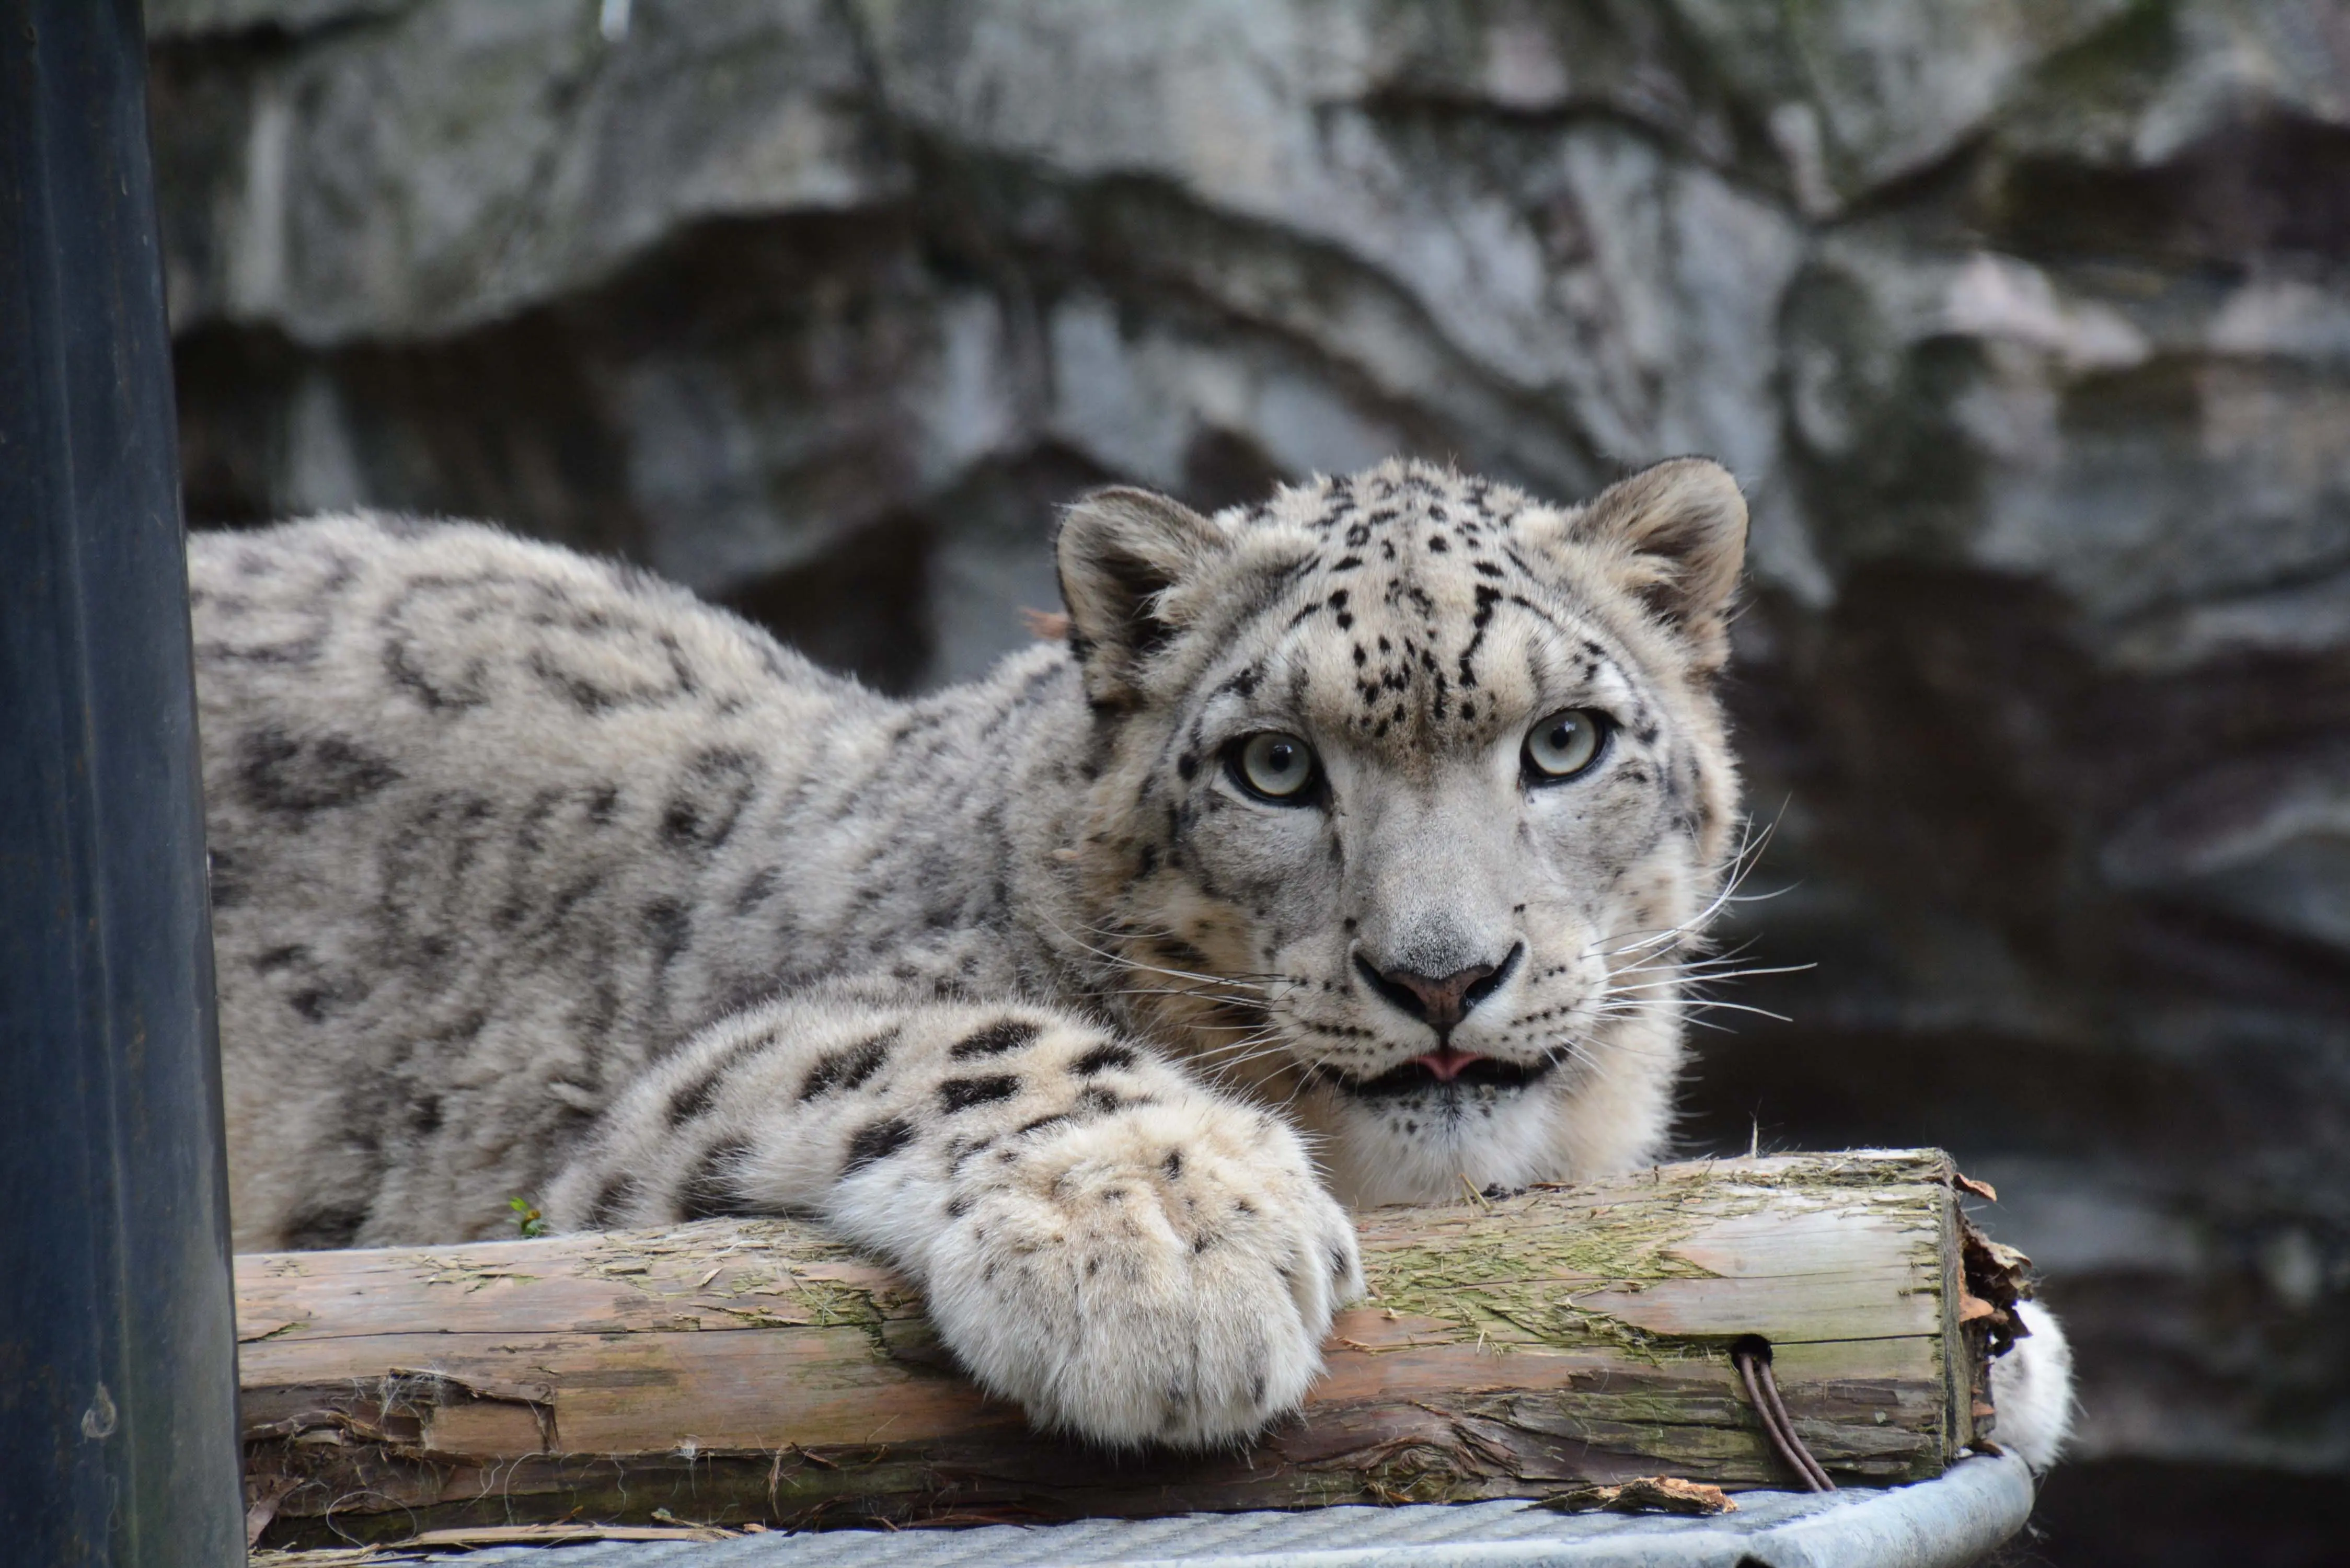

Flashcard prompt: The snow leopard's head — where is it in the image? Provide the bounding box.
[1055,456,1746,1205]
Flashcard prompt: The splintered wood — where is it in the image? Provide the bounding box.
[238,1148,2004,1547]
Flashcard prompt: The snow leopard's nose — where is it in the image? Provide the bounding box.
[1355,944,1522,1035]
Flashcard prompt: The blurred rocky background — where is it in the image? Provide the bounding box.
[146,1,2349,1560]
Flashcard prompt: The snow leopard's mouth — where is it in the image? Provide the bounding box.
[1330,1050,1559,1101]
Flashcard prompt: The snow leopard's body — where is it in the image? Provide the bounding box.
[192,456,2071,1463]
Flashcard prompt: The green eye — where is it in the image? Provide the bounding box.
[1524,710,1606,780]
[1234,732,1317,801]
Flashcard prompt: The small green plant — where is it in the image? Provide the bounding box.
[508,1196,546,1238]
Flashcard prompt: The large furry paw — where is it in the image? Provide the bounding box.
[922,1096,1362,1447]
[1988,1299,2075,1472]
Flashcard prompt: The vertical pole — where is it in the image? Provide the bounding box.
[0,2,245,1564]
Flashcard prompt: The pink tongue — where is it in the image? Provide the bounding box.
[1411,1047,1484,1082]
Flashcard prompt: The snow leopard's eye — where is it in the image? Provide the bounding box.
[1523,709,1608,781]
[1231,732,1318,802]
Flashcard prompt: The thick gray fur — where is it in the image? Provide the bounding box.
[191,456,2070,1462]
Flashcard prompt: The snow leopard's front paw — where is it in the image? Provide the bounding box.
[924,1096,1361,1447]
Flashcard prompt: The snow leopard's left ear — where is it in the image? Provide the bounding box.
[1055,486,1234,707]
[1529,457,1748,672]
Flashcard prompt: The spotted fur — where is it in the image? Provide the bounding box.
[192,455,2066,1459]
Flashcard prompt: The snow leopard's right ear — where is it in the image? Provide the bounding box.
[1055,486,1233,708]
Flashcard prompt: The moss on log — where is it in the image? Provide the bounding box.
[239,1148,2011,1547]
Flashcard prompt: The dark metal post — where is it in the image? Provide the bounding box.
[0,2,245,1563]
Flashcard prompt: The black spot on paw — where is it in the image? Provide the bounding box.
[669,1030,783,1127]
[940,1074,1021,1113]
[843,1116,917,1173]
[1072,1042,1136,1077]
[586,1176,632,1229]
[950,1020,1041,1059]
[680,1137,762,1220]
[799,1030,896,1100]
[667,1070,729,1129]
[1162,1149,1184,1180]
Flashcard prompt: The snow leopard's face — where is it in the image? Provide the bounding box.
[1058,457,1746,1206]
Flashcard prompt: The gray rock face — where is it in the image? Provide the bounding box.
[151,0,2350,1477]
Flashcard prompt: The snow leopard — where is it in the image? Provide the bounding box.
[191,455,2071,1463]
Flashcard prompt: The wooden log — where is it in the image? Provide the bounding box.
[238,1149,2017,1548]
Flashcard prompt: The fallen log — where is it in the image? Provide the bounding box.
[237,1148,2025,1547]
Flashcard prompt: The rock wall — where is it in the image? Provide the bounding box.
[148,0,2350,1486]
